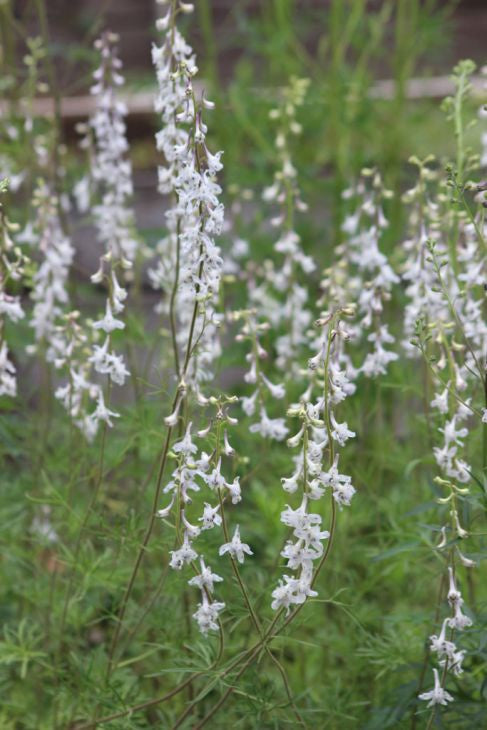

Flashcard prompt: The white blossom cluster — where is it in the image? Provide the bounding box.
[28,182,74,360]
[404,156,487,486]
[158,401,249,635]
[221,185,251,277]
[404,70,485,712]
[235,309,288,442]
[419,560,474,707]
[432,406,472,484]
[147,2,195,312]
[54,33,136,440]
[340,171,399,377]
[87,32,138,262]
[149,1,223,385]
[271,311,357,613]
[400,161,452,358]
[0,182,27,396]
[150,2,249,635]
[250,77,315,373]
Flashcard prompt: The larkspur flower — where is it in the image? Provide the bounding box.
[219,525,253,564]
[419,668,454,707]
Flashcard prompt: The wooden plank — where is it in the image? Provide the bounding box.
[1,75,485,123]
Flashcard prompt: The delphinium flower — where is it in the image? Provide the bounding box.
[27,183,99,438]
[400,157,453,358]
[148,0,195,367]
[408,62,484,720]
[250,77,315,374]
[234,309,288,442]
[418,668,454,708]
[315,255,361,388]
[88,32,138,264]
[418,477,475,710]
[158,397,243,634]
[271,307,357,613]
[221,184,252,277]
[146,2,237,635]
[28,182,75,362]
[0,179,28,397]
[149,1,223,385]
[340,169,399,377]
[407,67,486,486]
[53,32,136,440]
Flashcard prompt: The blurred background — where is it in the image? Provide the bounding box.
[1,1,486,275]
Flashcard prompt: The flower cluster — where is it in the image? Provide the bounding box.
[420,511,475,709]
[340,170,399,377]
[158,397,247,634]
[251,77,315,373]
[410,63,483,716]
[53,33,136,440]
[88,30,136,372]
[149,3,254,636]
[400,157,452,358]
[28,182,74,360]
[272,309,357,613]
[150,1,223,385]
[0,180,27,396]
[87,32,138,262]
[235,309,288,441]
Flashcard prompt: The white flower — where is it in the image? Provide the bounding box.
[418,668,454,707]
[89,34,137,262]
[192,595,225,634]
[440,649,465,677]
[271,575,299,613]
[173,422,198,456]
[330,412,355,446]
[429,618,457,660]
[199,502,222,530]
[0,293,24,322]
[226,477,242,504]
[281,503,319,530]
[271,572,317,613]
[188,559,223,594]
[241,390,258,416]
[448,601,472,631]
[29,186,74,343]
[440,417,468,448]
[0,341,17,397]
[89,337,130,385]
[31,507,58,543]
[447,566,463,607]
[92,300,125,333]
[261,374,286,399]
[431,387,449,414]
[157,494,175,518]
[281,474,300,493]
[91,392,120,428]
[249,407,288,441]
[223,430,235,456]
[111,271,128,313]
[169,536,198,570]
[219,525,253,564]
[319,454,356,507]
[457,548,476,568]
[182,511,200,539]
